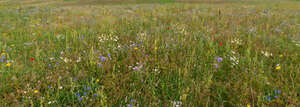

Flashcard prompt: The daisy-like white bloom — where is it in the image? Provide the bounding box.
[229,56,239,66]
[261,51,273,57]
[76,57,81,62]
[230,38,242,45]
[172,100,182,107]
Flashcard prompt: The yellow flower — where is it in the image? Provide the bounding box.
[247,104,251,107]
[1,53,5,56]
[34,90,39,93]
[134,47,138,50]
[5,63,11,67]
[96,79,100,82]
[279,54,283,57]
[276,66,280,70]
[10,44,15,47]
[154,47,158,50]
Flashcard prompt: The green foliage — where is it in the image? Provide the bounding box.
[0,0,299,106]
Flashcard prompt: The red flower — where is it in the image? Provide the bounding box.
[30,58,35,62]
[219,43,223,46]
[168,26,170,30]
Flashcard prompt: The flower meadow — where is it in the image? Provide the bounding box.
[0,0,300,106]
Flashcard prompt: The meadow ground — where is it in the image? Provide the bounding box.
[0,0,299,106]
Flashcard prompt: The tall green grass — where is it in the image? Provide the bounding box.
[0,0,299,106]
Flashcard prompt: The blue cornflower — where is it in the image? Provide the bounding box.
[79,97,83,101]
[128,104,132,107]
[84,92,87,96]
[48,86,51,88]
[1,55,5,58]
[266,96,271,101]
[76,93,80,97]
[216,57,223,62]
[87,86,91,90]
[94,94,97,97]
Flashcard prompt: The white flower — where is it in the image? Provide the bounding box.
[229,56,239,66]
[48,101,52,104]
[76,57,81,62]
[173,101,182,107]
[230,38,242,45]
[261,51,273,57]
[59,86,63,89]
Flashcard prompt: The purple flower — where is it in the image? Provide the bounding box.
[133,66,139,71]
[94,94,97,97]
[98,63,102,67]
[48,86,51,88]
[1,55,5,58]
[87,86,91,90]
[128,104,132,107]
[99,56,106,62]
[275,90,281,94]
[216,57,223,62]
[84,92,87,96]
[274,96,278,98]
[79,97,83,101]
